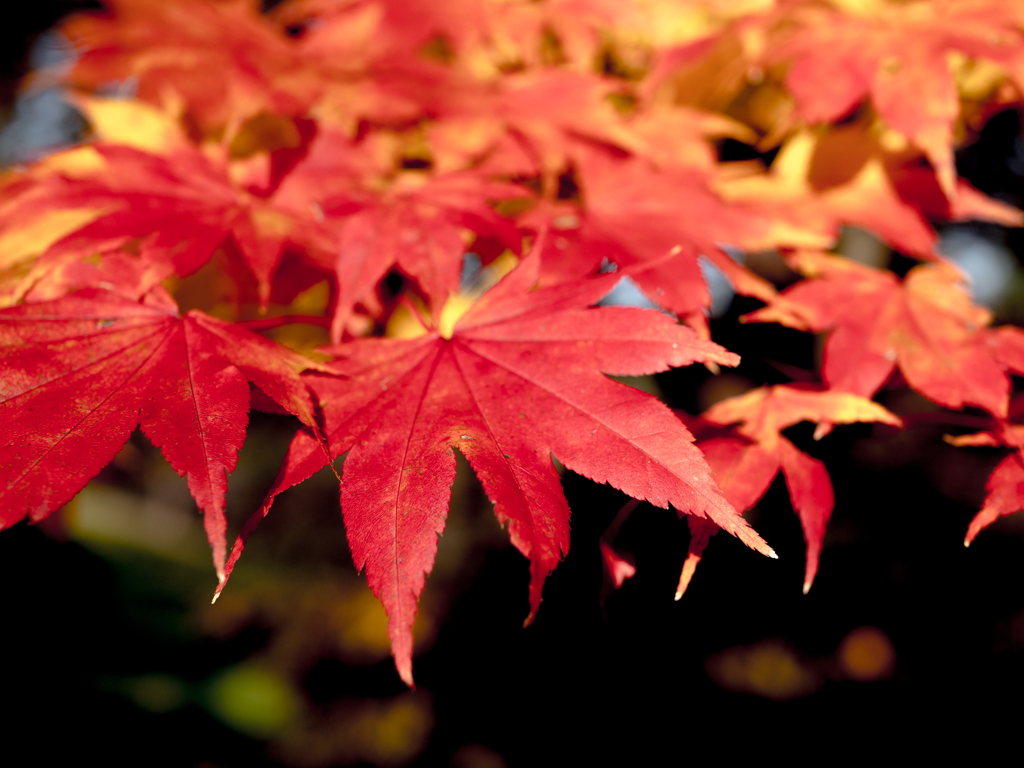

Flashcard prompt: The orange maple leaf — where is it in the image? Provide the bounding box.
[745,251,1024,417]
[714,132,939,258]
[765,0,1024,198]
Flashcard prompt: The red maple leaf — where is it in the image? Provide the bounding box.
[890,165,1024,229]
[275,130,522,338]
[946,417,1024,546]
[526,143,780,337]
[0,287,324,581]
[6,0,1023,696]
[744,252,1024,417]
[216,249,774,685]
[61,0,320,135]
[962,453,1024,546]
[677,385,900,596]
[0,141,327,307]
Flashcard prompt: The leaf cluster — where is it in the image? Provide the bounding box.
[3,0,1024,684]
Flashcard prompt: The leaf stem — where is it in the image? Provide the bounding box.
[600,498,641,545]
[236,315,331,331]
[897,411,994,430]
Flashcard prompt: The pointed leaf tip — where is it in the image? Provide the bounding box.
[397,663,415,690]
[600,542,636,589]
[212,578,227,604]
[674,551,701,600]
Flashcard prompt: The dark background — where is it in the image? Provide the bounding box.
[3,3,1024,765]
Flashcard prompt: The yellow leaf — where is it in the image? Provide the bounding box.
[0,207,109,270]
[75,96,182,154]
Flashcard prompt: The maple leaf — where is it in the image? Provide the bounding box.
[275,129,522,339]
[713,132,940,259]
[274,0,645,169]
[526,143,784,337]
[0,136,325,307]
[953,451,1024,548]
[639,7,783,131]
[0,288,324,582]
[20,249,174,306]
[889,165,1024,229]
[765,0,1024,197]
[61,0,320,135]
[744,251,1024,417]
[945,407,1024,453]
[478,71,648,175]
[265,4,439,135]
[676,385,901,596]
[7,0,1024,700]
[946,414,1024,546]
[281,0,493,69]
[216,249,774,685]
[379,69,651,178]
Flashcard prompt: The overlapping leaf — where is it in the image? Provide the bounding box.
[61,0,320,135]
[527,142,785,336]
[745,251,1024,417]
[0,133,326,306]
[961,453,1024,546]
[677,385,901,596]
[764,0,1024,197]
[947,415,1024,546]
[714,132,940,259]
[274,129,522,338]
[0,287,323,581]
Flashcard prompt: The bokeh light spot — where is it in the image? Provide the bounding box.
[837,626,896,682]
[124,674,187,713]
[206,664,300,738]
[706,640,822,701]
